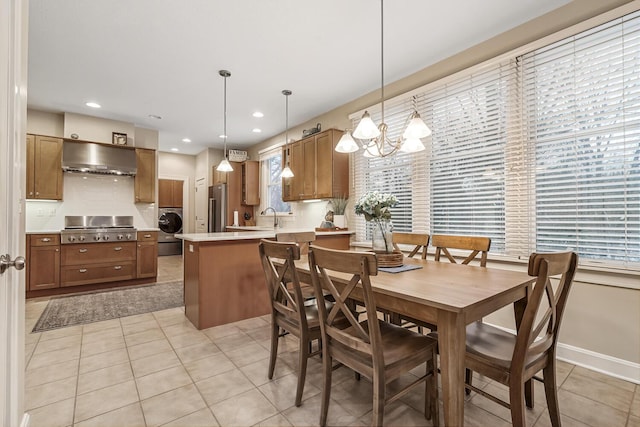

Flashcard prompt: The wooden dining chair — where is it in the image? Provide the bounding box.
[392,231,430,259]
[431,234,491,266]
[464,251,578,427]
[389,232,430,331]
[276,231,316,255]
[258,238,324,407]
[307,245,439,427]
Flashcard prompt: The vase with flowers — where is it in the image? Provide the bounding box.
[354,191,398,255]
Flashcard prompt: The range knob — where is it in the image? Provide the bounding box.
[117,234,124,240]
[103,235,110,241]
[68,236,76,243]
[93,235,101,241]
[126,234,133,240]
[79,236,86,242]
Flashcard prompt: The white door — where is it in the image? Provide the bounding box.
[195,178,207,233]
[1,0,28,426]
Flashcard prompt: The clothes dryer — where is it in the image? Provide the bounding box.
[158,208,183,256]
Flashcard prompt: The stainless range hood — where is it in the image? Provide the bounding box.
[62,140,137,176]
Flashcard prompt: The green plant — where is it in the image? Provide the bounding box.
[329,196,349,215]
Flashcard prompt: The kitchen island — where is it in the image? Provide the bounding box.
[176,229,352,329]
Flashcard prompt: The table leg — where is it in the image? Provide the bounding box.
[438,310,466,427]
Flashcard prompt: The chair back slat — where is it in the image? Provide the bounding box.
[432,234,491,266]
[392,232,429,259]
[514,251,578,365]
[308,245,383,362]
[259,239,307,329]
[276,231,316,255]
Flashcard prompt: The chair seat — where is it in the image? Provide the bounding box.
[341,319,437,368]
[465,322,545,370]
[278,298,339,331]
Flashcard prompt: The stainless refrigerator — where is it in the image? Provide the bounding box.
[208,184,226,232]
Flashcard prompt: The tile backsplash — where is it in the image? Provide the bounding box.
[26,173,156,231]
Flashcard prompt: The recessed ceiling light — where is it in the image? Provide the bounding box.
[219,134,227,139]
[148,114,162,120]
[85,102,101,108]
[171,148,179,152]
[182,138,191,143]
[252,112,264,118]
[252,128,262,133]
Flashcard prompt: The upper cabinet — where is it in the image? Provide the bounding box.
[282,129,348,201]
[241,161,260,206]
[134,148,156,203]
[26,134,63,200]
[158,179,183,208]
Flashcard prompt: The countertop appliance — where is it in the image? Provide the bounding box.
[60,215,137,244]
[158,208,183,256]
[208,184,226,232]
[62,140,137,176]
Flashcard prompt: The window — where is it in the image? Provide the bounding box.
[353,8,640,271]
[260,148,291,214]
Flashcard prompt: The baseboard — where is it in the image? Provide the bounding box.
[556,342,640,385]
[486,322,640,385]
[20,413,30,427]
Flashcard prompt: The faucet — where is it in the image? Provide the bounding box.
[261,207,278,228]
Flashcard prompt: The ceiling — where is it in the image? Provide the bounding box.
[27,0,570,155]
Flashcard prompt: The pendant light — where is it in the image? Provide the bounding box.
[334,0,431,157]
[216,69,233,172]
[281,89,294,178]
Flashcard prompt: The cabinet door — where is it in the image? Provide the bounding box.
[158,179,173,207]
[28,234,61,291]
[137,241,158,278]
[135,148,156,203]
[172,180,183,207]
[242,161,260,206]
[33,136,63,200]
[302,136,316,199]
[26,135,36,198]
[315,132,334,198]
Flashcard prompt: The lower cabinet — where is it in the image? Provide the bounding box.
[61,242,136,287]
[137,231,158,278]
[27,234,60,291]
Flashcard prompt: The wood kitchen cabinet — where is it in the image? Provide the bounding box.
[61,242,136,287]
[137,231,158,278]
[26,134,63,200]
[158,179,183,207]
[134,148,156,203]
[241,161,259,206]
[27,234,60,291]
[282,129,348,201]
[212,162,254,226]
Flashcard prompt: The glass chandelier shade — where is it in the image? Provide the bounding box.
[335,131,360,153]
[281,89,294,178]
[216,69,234,172]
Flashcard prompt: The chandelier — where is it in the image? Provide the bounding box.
[216,69,234,172]
[335,0,431,157]
[281,89,294,178]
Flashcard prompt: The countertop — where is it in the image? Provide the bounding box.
[176,228,354,242]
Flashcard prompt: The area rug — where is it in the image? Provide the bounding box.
[32,281,183,333]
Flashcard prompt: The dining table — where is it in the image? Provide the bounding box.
[293,254,535,427]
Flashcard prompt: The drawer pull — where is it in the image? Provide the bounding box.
[79,268,87,273]
[41,238,51,242]
[79,248,88,253]
[114,247,122,251]
[114,265,122,270]
[144,234,151,238]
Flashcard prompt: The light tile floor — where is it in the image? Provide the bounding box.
[24,255,639,427]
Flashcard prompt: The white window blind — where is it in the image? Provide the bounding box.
[353,97,429,241]
[521,10,640,266]
[352,6,640,270]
